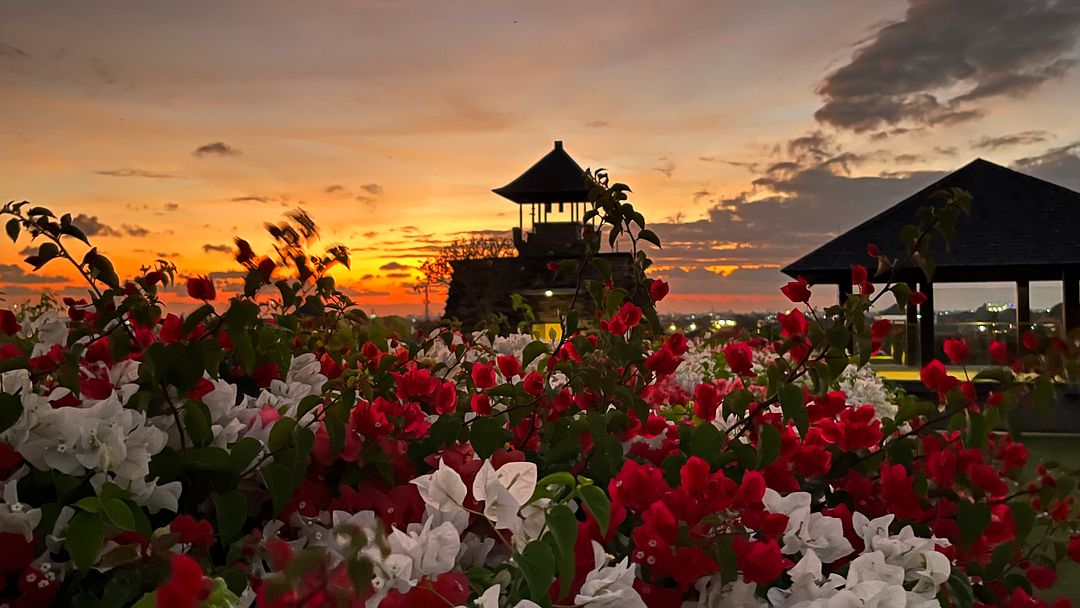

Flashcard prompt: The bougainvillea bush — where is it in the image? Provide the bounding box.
[1,184,1079,608]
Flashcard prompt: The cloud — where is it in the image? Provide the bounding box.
[203,243,232,253]
[971,130,1053,150]
[164,202,180,211]
[325,184,345,194]
[231,195,272,204]
[815,0,1080,132]
[379,261,409,270]
[72,214,120,237]
[384,272,411,279]
[649,132,946,299]
[585,120,609,128]
[192,141,242,157]
[358,183,383,195]
[652,161,676,178]
[95,168,182,179]
[122,224,150,237]
[0,42,29,59]
[0,263,67,284]
[1013,142,1080,191]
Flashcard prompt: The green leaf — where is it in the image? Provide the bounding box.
[779,384,808,435]
[185,446,232,471]
[579,484,610,535]
[5,218,19,243]
[263,463,296,516]
[0,392,24,434]
[102,498,137,531]
[519,540,556,602]
[638,229,662,249]
[958,502,991,545]
[229,437,264,474]
[66,511,104,571]
[757,423,781,468]
[689,422,723,465]
[183,400,214,448]
[268,417,298,453]
[945,569,975,608]
[75,496,103,514]
[545,504,578,599]
[214,490,248,545]
[469,416,509,459]
[521,341,550,368]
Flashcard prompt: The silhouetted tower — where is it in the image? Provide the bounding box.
[493,140,591,258]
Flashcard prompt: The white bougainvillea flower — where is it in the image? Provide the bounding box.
[574,541,647,608]
[472,460,537,506]
[0,468,42,540]
[388,519,461,578]
[412,460,467,512]
[763,489,852,563]
[846,551,906,587]
[911,549,951,594]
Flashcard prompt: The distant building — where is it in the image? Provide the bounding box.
[442,141,643,336]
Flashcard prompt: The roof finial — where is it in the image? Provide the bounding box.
[554,140,563,150]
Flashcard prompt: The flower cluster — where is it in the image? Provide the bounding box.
[0,191,1078,608]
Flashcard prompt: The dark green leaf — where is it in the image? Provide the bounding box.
[519,540,556,602]
[263,463,296,515]
[958,502,991,545]
[66,511,104,571]
[579,484,610,535]
[0,392,24,434]
[757,423,781,468]
[469,416,509,459]
[214,490,248,545]
[545,504,578,599]
[779,384,808,435]
[102,498,137,532]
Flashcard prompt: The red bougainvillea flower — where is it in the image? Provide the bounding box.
[909,291,928,306]
[1068,535,1080,563]
[1022,330,1039,351]
[732,537,788,585]
[495,355,521,379]
[867,243,882,257]
[778,309,808,338]
[693,382,722,421]
[156,553,209,608]
[170,515,215,547]
[471,363,496,390]
[0,309,20,335]
[780,276,812,303]
[603,302,645,335]
[185,276,216,301]
[650,279,670,302]
[920,360,959,393]
[989,340,1009,363]
[870,318,891,340]
[545,260,560,272]
[1026,564,1056,589]
[723,342,754,376]
[943,338,969,365]
[434,381,458,414]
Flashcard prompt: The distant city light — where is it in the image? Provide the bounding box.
[978,325,987,332]
[711,319,737,328]
[669,324,678,332]
[688,323,698,331]
[544,289,554,297]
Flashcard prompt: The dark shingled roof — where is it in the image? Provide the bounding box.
[783,158,1080,284]
[493,141,591,204]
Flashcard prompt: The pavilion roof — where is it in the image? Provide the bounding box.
[493,140,592,204]
[782,159,1080,284]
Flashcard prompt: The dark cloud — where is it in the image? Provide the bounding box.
[384,271,411,279]
[934,146,959,156]
[1013,142,1080,191]
[691,189,712,203]
[95,168,182,179]
[652,161,675,178]
[122,224,150,237]
[325,184,345,194]
[379,261,409,270]
[815,0,1080,132]
[358,183,383,195]
[202,243,232,253]
[0,42,29,59]
[163,202,180,211]
[72,214,120,237]
[192,141,241,157]
[649,132,946,298]
[971,130,1053,150]
[585,120,609,128]
[0,263,67,284]
[341,287,391,298]
[231,195,272,204]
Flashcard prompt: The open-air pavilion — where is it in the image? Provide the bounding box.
[783,158,1080,367]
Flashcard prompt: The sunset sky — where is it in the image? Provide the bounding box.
[3,0,1080,315]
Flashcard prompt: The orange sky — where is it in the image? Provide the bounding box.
[2,1,1080,315]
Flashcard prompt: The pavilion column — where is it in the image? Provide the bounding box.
[1063,269,1080,336]
[837,282,852,306]
[905,281,919,366]
[918,281,936,367]
[1016,280,1030,350]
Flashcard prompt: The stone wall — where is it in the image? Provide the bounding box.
[443,252,645,331]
